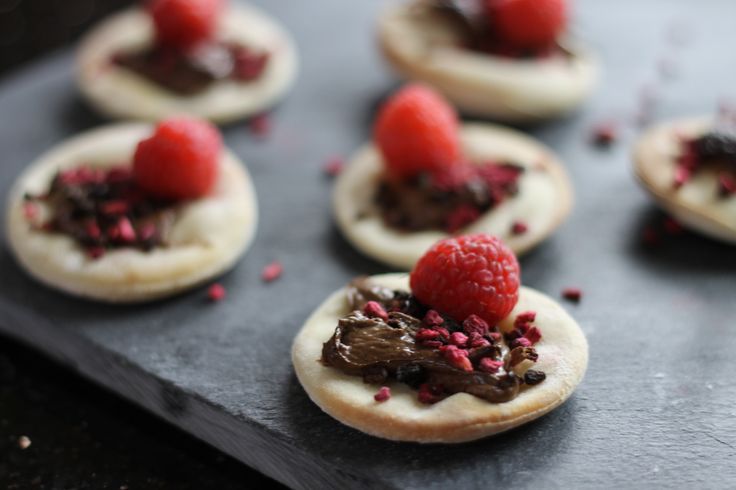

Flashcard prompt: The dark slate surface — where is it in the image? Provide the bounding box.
[1,0,735,488]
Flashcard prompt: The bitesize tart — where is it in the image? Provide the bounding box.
[634,116,736,243]
[77,0,297,123]
[292,235,588,442]
[6,119,257,302]
[334,84,572,269]
[378,0,598,122]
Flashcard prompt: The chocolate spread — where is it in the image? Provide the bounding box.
[23,166,176,258]
[114,42,269,95]
[375,163,523,232]
[321,278,544,404]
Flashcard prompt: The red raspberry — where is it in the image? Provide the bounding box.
[149,0,224,51]
[486,0,567,51]
[133,117,221,200]
[374,84,462,180]
[410,234,520,325]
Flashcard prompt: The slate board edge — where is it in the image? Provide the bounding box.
[0,298,385,490]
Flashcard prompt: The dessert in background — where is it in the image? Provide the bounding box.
[378,0,598,122]
[77,0,297,123]
[634,113,736,243]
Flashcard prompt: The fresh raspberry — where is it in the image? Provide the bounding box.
[374,84,462,180]
[486,0,567,51]
[133,117,221,200]
[149,0,224,51]
[410,234,520,325]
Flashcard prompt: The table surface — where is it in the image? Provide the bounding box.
[1,0,736,489]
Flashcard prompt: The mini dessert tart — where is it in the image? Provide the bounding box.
[634,116,736,243]
[334,84,573,269]
[6,118,257,302]
[292,234,588,443]
[77,0,297,123]
[377,0,598,122]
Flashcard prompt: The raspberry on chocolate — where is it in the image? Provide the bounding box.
[133,117,221,200]
[486,0,568,51]
[150,0,223,51]
[410,234,520,325]
[374,84,461,180]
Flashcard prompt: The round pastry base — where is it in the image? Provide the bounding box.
[333,123,573,270]
[292,273,588,443]
[6,123,258,302]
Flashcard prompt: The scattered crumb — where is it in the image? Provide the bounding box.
[261,261,283,282]
[207,283,226,302]
[18,435,31,450]
[323,156,345,177]
[561,287,582,303]
[248,113,271,137]
[510,220,528,235]
[590,121,618,147]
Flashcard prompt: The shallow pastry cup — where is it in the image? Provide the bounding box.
[377,1,598,122]
[77,3,298,123]
[6,123,258,303]
[292,273,588,443]
[633,116,736,244]
[333,123,573,269]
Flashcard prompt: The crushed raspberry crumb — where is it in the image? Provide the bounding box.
[363,301,389,322]
[489,332,501,341]
[718,173,736,197]
[323,157,345,177]
[374,386,391,402]
[591,122,618,147]
[432,327,450,341]
[207,283,226,302]
[421,340,443,349]
[514,311,536,328]
[109,217,136,243]
[511,220,528,235]
[261,261,283,282]
[440,345,473,372]
[511,337,532,348]
[469,332,491,348]
[663,217,683,235]
[249,113,271,137]
[23,202,38,221]
[449,332,468,348]
[673,166,691,188]
[87,247,105,259]
[524,326,542,344]
[463,314,489,337]
[415,328,440,342]
[562,287,582,303]
[423,310,444,327]
[417,383,444,404]
[479,358,504,373]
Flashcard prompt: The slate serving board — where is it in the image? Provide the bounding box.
[1,0,735,488]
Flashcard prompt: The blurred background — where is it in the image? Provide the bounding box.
[0,0,132,76]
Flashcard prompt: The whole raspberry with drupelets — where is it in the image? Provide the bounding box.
[485,0,567,51]
[133,117,222,200]
[374,84,462,180]
[410,234,520,325]
[149,0,225,51]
